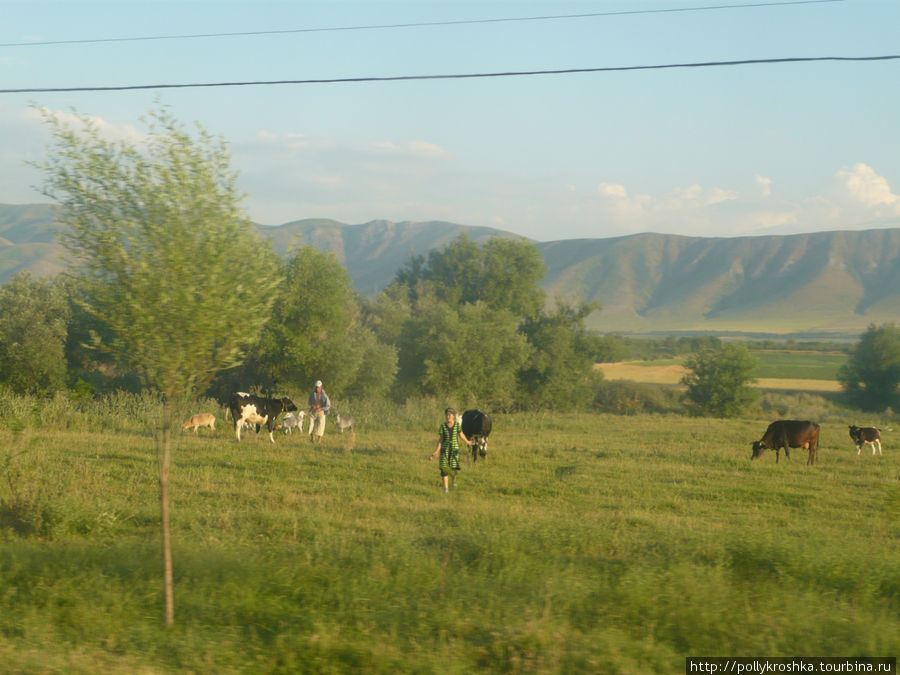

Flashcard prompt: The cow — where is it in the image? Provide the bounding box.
[849,425,883,455]
[335,413,354,434]
[228,392,298,443]
[276,411,306,434]
[461,409,492,463]
[751,420,819,465]
[181,413,216,434]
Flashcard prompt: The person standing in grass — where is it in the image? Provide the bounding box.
[308,379,331,444]
[429,407,473,493]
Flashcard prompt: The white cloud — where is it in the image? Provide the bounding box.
[597,182,627,198]
[26,107,144,144]
[755,175,772,198]
[835,163,900,210]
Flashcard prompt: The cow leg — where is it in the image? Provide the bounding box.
[877,440,882,455]
[775,449,780,464]
[857,443,862,455]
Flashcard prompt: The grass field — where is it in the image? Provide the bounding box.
[1,412,898,673]
[597,350,848,392]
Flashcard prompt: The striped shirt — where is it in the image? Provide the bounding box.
[438,420,462,472]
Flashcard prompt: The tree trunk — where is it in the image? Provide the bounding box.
[159,422,174,626]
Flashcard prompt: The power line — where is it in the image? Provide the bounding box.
[3,55,896,95]
[1,0,844,48]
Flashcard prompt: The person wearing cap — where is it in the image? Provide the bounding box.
[429,407,473,493]
[308,380,331,444]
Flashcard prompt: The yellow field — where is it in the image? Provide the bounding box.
[595,362,842,392]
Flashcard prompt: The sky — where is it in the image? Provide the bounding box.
[1,0,898,242]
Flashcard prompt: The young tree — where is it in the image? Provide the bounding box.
[838,323,900,411]
[34,105,281,625]
[0,272,69,395]
[681,344,758,417]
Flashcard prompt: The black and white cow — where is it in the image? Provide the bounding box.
[461,409,492,462]
[228,392,298,443]
[848,425,883,456]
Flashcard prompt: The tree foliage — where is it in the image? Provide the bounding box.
[838,323,900,411]
[681,344,758,417]
[395,234,546,318]
[518,301,602,411]
[35,105,281,401]
[395,295,530,407]
[0,272,69,395]
[249,246,397,400]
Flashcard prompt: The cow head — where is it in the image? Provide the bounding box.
[475,436,488,458]
[282,397,298,413]
[848,425,861,441]
[750,440,768,460]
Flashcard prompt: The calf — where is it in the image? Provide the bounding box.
[182,413,216,434]
[335,413,354,434]
[751,420,819,465]
[228,392,298,443]
[461,409,492,463]
[276,411,306,434]
[849,425,882,455]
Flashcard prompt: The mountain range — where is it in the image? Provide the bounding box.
[3,202,900,337]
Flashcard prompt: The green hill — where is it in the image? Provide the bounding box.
[3,203,900,336]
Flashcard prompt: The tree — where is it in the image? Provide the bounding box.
[251,246,397,398]
[838,323,900,411]
[518,301,601,411]
[34,105,281,624]
[681,344,758,417]
[393,234,546,318]
[0,272,69,395]
[394,293,530,407]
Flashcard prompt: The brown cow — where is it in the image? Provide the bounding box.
[751,420,819,465]
[848,425,882,456]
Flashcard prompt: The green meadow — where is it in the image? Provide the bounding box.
[1,409,898,673]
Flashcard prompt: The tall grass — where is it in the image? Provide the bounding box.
[1,406,898,672]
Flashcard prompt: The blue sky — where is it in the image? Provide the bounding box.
[1,0,898,241]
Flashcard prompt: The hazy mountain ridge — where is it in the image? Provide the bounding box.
[3,203,899,336]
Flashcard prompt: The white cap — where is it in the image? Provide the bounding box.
[315,380,323,387]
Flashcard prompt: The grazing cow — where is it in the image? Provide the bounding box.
[276,411,306,434]
[751,420,819,465]
[335,413,354,434]
[228,392,298,443]
[182,413,216,434]
[461,409,492,462]
[849,425,883,455]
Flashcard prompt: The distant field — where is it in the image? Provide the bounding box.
[0,414,897,672]
[597,350,847,392]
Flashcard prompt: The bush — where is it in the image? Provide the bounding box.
[593,381,686,416]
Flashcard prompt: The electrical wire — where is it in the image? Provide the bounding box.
[1,54,897,95]
[0,0,844,48]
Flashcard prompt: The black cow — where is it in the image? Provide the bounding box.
[751,420,819,465]
[849,425,883,456]
[228,392,297,443]
[461,409,492,462]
